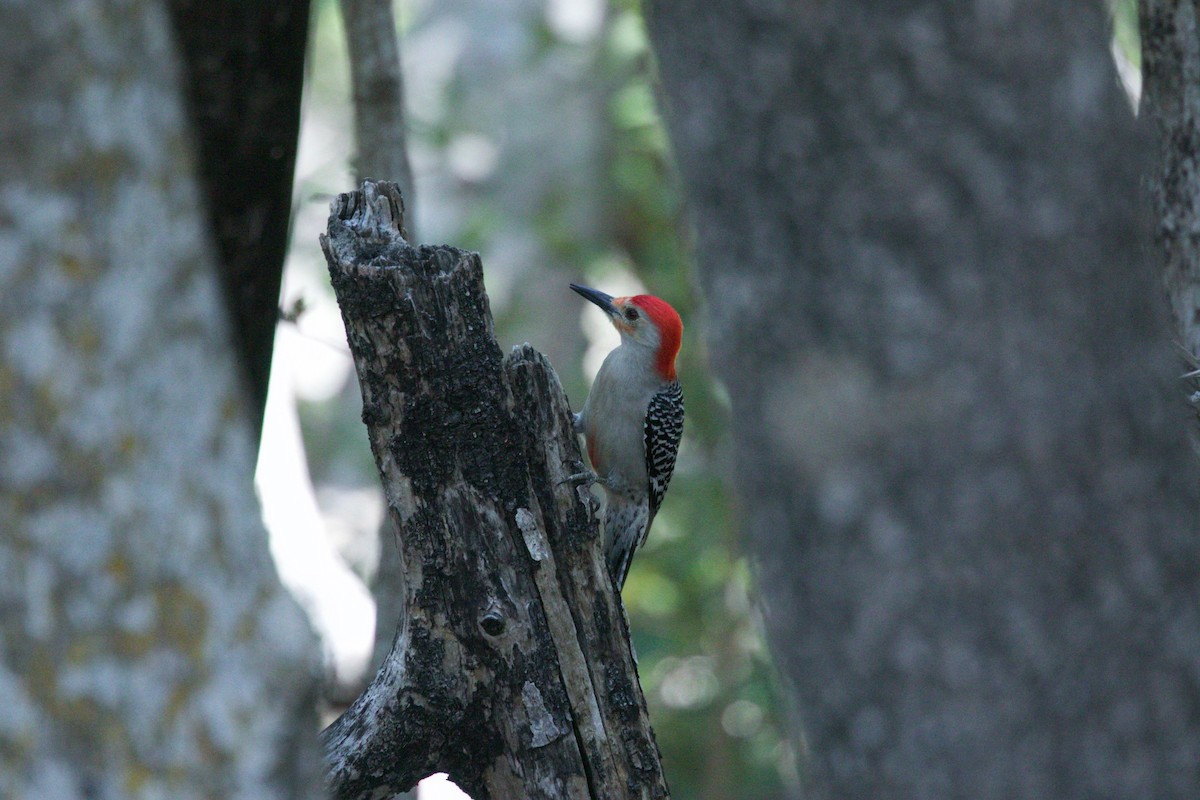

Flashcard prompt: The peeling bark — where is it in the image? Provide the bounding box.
[318,182,669,800]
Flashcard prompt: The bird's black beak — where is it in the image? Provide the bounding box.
[570,284,618,316]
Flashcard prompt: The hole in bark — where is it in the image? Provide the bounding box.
[480,610,506,636]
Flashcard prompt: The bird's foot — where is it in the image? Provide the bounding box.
[559,461,605,489]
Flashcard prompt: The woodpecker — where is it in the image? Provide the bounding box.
[570,283,684,590]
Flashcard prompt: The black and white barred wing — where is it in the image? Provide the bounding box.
[644,381,684,517]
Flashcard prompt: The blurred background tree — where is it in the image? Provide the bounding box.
[646,0,1200,798]
[0,1,323,797]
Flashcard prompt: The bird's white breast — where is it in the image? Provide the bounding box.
[581,344,662,495]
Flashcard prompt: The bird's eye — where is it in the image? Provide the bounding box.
[624,306,639,321]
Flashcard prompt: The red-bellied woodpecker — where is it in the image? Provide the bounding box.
[570,283,684,590]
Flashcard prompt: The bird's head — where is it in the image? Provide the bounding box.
[571,283,682,381]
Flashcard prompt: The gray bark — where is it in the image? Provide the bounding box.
[342,0,416,215]
[318,182,669,800]
[1141,0,1200,374]
[0,1,322,798]
[647,1,1200,798]
[368,516,406,683]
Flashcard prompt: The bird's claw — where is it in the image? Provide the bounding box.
[558,461,603,488]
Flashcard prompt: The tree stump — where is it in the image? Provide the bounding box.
[318,181,669,800]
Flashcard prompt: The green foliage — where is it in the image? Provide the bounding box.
[1110,0,1140,70]
[579,8,794,799]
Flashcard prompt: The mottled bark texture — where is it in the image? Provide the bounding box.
[0,1,322,798]
[1141,0,1200,374]
[647,1,1200,798]
[318,182,669,800]
[165,0,311,431]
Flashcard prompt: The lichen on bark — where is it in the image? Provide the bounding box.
[0,1,323,798]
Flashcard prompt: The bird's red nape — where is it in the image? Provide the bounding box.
[628,294,682,381]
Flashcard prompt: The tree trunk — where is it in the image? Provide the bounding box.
[647,1,1200,797]
[0,1,322,797]
[165,0,312,431]
[318,181,670,800]
[341,0,416,210]
[1141,0,1200,379]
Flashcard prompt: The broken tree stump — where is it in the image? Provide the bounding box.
[318,180,670,800]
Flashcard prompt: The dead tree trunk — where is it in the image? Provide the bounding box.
[318,181,669,800]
